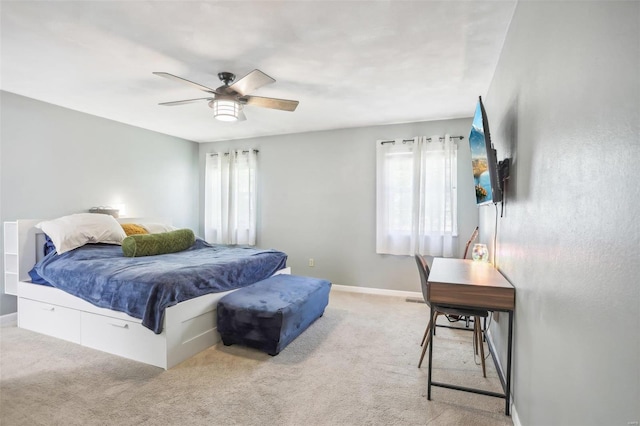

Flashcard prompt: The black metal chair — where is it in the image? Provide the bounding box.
[415,254,489,376]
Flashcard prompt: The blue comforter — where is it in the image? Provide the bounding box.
[30,239,287,334]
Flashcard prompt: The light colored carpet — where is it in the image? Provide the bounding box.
[0,290,513,426]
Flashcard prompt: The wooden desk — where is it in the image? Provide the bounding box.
[426,258,515,415]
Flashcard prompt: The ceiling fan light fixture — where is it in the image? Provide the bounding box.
[156,69,298,121]
[210,99,241,122]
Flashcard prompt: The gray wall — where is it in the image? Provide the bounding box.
[199,118,477,293]
[0,91,199,315]
[482,2,639,425]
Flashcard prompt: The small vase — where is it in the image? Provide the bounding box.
[472,243,489,262]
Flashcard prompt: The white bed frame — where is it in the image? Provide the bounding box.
[13,219,290,369]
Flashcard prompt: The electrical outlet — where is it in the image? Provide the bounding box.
[308,258,314,267]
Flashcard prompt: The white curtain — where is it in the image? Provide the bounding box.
[204,149,257,245]
[376,135,458,257]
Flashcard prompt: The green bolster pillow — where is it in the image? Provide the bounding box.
[122,229,195,257]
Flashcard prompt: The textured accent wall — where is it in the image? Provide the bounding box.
[482,2,639,424]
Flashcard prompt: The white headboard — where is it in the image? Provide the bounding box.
[16,219,42,281]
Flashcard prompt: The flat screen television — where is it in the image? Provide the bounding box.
[469,96,502,205]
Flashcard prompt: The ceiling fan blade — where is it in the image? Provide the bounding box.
[242,95,299,111]
[229,69,275,96]
[158,97,213,106]
[153,72,217,93]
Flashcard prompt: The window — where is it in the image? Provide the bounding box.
[204,149,257,245]
[376,135,458,257]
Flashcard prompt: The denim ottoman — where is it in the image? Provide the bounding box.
[217,274,331,355]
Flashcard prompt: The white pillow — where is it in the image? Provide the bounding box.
[36,213,127,254]
[140,222,178,234]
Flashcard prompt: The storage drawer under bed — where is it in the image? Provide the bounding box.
[18,298,82,344]
[81,312,166,368]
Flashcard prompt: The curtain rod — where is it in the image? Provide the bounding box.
[207,149,259,157]
[380,136,464,145]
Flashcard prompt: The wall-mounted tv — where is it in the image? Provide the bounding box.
[469,96,502,205]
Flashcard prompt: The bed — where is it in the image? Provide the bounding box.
[13,218,290,369]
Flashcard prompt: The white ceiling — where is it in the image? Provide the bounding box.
[1,1,516,143]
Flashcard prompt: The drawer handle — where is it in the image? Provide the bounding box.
[109,322,129,329]
[41,306,55,312]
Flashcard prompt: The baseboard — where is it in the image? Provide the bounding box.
[511,403,522,426]
[0,312,17,326]
[331,284,421,300]
[485,327,519,423]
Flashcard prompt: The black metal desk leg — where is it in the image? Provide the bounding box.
[505,310,514,416]
[427,305,435,400]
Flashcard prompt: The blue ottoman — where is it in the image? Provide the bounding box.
[217,274,331,355]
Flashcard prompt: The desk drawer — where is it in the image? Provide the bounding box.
[81,312,166,368]
[429,283,515,311]
[18,298,81,343]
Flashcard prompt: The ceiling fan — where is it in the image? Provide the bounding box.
[153,69,299,122]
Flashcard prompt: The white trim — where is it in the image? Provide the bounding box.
[331,284,421,300]
[511,403,522,426]
[0,312,17,326]
[486,327,518,424]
